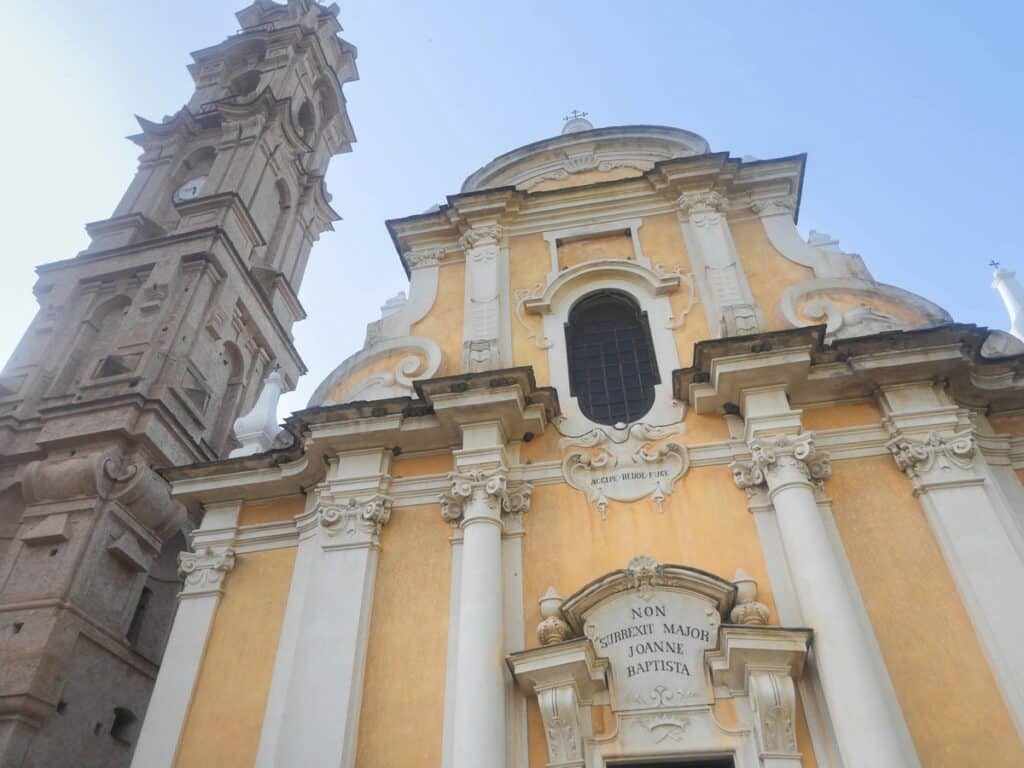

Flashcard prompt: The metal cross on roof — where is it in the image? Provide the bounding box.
[990,260,1001,269]
[564,109,589,121]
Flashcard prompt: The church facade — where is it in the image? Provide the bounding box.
[137,98,1024,768]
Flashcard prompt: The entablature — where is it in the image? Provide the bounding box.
[162,366,558,514]
[675,324,1024,415]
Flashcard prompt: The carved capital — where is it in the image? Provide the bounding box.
[403,247,445,270]
[730,432,831,494]
[318,494,393,545]
[676,190,729,215]
[457,223,503,251]
[178,546,235,598]
[750,196,796,216]
[886,429,975,489]
[439,468,532,526]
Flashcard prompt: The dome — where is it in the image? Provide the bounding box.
[460,124,710,194]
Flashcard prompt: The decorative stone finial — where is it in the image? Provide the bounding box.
[229,370,285,457]
[729,568,770,625]
[536,587,571,645]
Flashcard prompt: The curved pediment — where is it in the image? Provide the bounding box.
[461,124,710,193]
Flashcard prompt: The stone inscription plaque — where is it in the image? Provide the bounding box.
[584,588,719,710]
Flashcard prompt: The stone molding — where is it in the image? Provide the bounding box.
[178,545,236,599]
[307,335,443,406]
[21,450,186,541]
[729,433,832,495]
[706,626,812,766]
[560,555,736,634]
[780,276,951,340]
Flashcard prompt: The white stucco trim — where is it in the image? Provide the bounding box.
[441,529,463,768]
[750,503,841,768]
[307,335,443,407]
[525,259,684,434]
[540,218,647,275]
[502,524,528,767]
[130,501,242,768]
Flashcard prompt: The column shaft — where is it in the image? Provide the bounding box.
[451,510,506,767]
[768,465,912,766]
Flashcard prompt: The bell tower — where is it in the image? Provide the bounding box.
[0,2,356,766]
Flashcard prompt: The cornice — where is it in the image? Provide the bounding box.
[161,366,560,514]
[38,224,307,376]
[386,151,806,276]
[675,324,1024,415]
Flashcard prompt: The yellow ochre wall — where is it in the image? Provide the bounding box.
[355,504,452,767]
[828,457,1024,767]
[174,547,296,768]
[410,260,465,377]
[519,467,818,767]
[731,215,814,330]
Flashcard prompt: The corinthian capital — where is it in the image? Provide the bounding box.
[178,546,235,598]
[457,223,503,251]
[886,429,975,482]
[676,190,729,214]
[750,196,796,216]
[729,432,831,493]
[318,494,393,543]
[439,468,532,524]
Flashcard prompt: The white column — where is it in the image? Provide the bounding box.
[441,423,531,768]
[254,449,392,768]
[883,384,1024,737]
[131,502,240,768]
[732,430,918,767]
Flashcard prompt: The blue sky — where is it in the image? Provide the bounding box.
[2,1,1021,416]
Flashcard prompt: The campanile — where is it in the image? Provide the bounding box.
[0,2,356,765]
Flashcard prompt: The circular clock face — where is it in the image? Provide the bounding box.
[173,176,207,204]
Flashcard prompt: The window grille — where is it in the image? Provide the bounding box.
[566,291,659,425]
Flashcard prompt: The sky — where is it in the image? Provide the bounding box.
[2,1,1022,418]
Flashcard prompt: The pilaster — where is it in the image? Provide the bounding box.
[459,224,509,372]
[130,501,240,768]
[729,385,919,767]
[676,191,763,337]
[443,420,531,768]
[880,382,1024,737]
[254,449,392,768]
